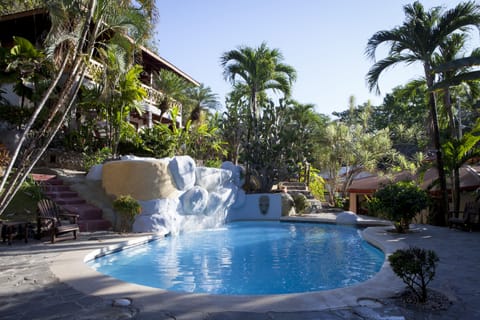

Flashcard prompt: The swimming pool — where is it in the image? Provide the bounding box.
[87,221,384,295]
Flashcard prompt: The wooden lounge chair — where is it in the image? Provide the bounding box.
[37,199,80,243]
[449,201,479,232]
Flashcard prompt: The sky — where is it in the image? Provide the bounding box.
[153,0,478,117]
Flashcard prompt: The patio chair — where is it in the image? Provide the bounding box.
[37,199,79,243]
[449,201,479,232]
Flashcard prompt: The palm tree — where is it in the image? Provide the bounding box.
[220,42,296,121]
[185,83,219,124]
[88,44,146,156]
[365,1,480,225]
[153,69,193,121]
[220,42,296,189]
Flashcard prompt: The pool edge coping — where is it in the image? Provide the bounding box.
[50,224,408,314]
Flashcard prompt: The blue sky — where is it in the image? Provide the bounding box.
[153,0,477,117]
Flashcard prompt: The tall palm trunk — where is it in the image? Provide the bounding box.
[0,0,99,215]
[425,63,448,225]
[443,90,461,216]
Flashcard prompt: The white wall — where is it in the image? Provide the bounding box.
[227,193,282,222]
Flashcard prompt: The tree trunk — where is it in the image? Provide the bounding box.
[425,63,448,225]
[0,0,99,215]
[444,90,461,216]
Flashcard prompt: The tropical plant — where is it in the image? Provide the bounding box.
[369,181,429,233]
[185,83,219,124]
[389,247,439,303]
[0,0,157,216]
[153,69,193,120]
[82,147,112,171]
[308,172,326,202]
[292,193,310,214]
[1,37,53,112]
[442,119,480,214]
[0,0,42,15]
[220,94,248,165]
[318,105,395,206]
[220,43,297,189]
[112,194,141,232]
[365,0,480,225]
[83,44,146,157]
[220,42,297,121]
[432,48,480,90]
[185,112,227,162]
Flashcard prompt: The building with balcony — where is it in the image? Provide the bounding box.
[0,8,199,130]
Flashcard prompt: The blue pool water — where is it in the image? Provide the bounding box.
[87,221,384,295]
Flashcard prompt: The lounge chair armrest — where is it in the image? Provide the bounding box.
[58,213,79,223]
[38,216,57,222]
[59,213,79,218]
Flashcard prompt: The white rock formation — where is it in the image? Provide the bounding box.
[95,155,244,234]
[336,211,358,225]
[168,155,196,191]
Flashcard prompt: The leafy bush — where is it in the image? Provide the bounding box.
[82,147,112,171]
[292,193,310,214]
[112,195,141,232]
[368,181,429,232]
[388,247,439,303]
[308,172,326,201]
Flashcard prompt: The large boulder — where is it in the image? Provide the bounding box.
[221,161,244,187]
[102,159,178,201]
[195,167,232,192]
[86,164,103,181]
[336,211,358,225]
[180,186,209,215]
[281,193,295,216]
[138,198,179,216]
[168,156,196,191]
[133,198,180,234]
[230,188,246,209]
[205,187,236,216]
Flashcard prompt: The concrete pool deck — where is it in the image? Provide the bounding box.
[1,218,480,319]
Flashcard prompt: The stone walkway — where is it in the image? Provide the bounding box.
[1,224,480,319]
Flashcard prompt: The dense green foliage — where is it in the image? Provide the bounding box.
[292,193,310,214]
[366,0,480,225]
[389,247,439,303]
[112,194,141,232]
[369,181,429,232]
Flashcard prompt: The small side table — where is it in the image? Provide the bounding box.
[1,221,29,245]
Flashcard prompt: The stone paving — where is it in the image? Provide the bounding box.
[1,224,479,319]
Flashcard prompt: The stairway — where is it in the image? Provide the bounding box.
[32,174,112,232]
[279,181,323,213]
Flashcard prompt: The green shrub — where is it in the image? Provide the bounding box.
[388,247,439,303]
[112,195,141,232]
[292,193,310,214]
[368,181,429,232]
[308,174,326,201]
[82,147,112,171]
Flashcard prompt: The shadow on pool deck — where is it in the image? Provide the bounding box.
[1,221,480,320]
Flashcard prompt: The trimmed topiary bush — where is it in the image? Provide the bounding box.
[388,247,439,303]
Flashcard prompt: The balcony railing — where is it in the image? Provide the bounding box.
[86,60,163,103]
[140,83,164,105]
[86,59,182,125]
